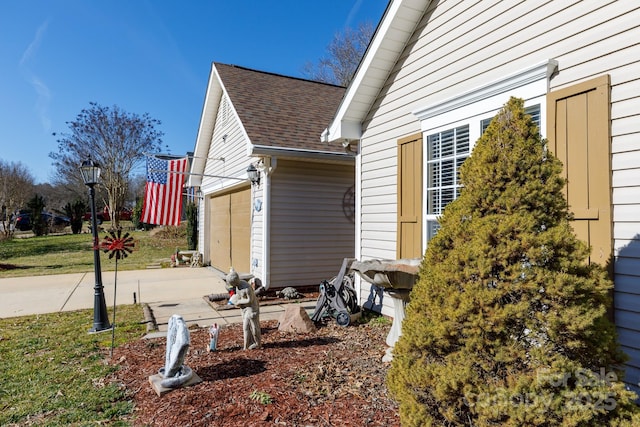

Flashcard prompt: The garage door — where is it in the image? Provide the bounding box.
[209,186,251,273]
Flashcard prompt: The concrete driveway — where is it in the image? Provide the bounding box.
[0,267,227,328]
[0,267,319,332]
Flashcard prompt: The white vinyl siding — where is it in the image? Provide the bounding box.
[249,184,263,281]
[202,94,249,194]
[611,59,640,392]
[269,160,354,288]
[198,93,251,264]
[355,0,640,362]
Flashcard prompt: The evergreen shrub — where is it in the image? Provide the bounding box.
[132,198,154,231]
[387,97,640,426]
[186,202,198,250]
[63,199,87,234]
[132,198,143,230]
[26,194,47,236]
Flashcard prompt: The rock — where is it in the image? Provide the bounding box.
[276,287,303,300]
[278,305,316,333]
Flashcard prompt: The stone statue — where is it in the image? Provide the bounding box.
[159,314,194,388]
[227,268,261,350]
[208,323,219,352]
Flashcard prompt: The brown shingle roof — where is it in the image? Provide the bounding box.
[214,63,346,153]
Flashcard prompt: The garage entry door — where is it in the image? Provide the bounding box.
[209,186,251,273]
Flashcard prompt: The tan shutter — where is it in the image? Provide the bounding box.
[547,75,612,265]
[397,133,423,259]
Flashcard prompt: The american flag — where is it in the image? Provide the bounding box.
[141,156,188,226]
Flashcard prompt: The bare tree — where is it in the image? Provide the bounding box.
[302,21,375,86]
[0,160,35,237]
[50,102,163,228]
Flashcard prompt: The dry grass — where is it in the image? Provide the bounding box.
[0,223,188,278]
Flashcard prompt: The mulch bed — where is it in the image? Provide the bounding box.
[205,286,321,310]
[109,317,400,426]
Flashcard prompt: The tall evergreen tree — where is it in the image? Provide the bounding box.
[387,97,639,426]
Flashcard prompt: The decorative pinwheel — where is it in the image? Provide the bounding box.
[101,229,135,259]
[99,228,136,357]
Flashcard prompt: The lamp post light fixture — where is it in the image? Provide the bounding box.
[246,163,260,186]
[80,157,111,333]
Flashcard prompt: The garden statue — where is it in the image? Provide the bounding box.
[149,314,201,396]
[159,314,194,388]
[208,323,219,352]
[227,268,261,350]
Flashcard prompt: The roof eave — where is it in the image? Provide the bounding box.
[323,0,431,144]
[250,144,355,164]
[321,120,362,144]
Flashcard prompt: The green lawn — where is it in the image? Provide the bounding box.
[0,225,189,425]
[0,305,146,426]
[0,224,188,278]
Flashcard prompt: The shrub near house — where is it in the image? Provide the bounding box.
[387,98,640,426]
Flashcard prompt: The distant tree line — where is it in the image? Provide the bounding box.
[1,102,161,237]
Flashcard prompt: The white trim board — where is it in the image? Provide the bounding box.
[413,60,558,129]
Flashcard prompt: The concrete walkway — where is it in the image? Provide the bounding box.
[0,267,318,333]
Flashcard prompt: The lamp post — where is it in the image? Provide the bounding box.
[80,158,111,333]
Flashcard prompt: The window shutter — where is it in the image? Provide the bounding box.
[547,75,612,265]
[397,134,423,259]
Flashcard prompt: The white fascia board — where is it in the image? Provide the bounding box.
[250,144,355,164]
[188,63,224,187]
[324,119,362,144]
[324,0,429,144]
[413,60,559,125]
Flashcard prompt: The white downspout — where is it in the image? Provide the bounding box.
[354,146,362,261]
[261,157,277,290]
[354,143,363,306]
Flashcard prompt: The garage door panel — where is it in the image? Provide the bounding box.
[210,194,231,271]
[230,189,251,273]
[209,186,251,273]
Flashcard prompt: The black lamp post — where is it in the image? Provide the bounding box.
[80,158,111,333]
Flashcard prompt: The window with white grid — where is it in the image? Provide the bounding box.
[414,61,556,247]
[426,125,469,239]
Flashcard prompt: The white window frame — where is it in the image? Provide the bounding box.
[425,124,470,240]
[413,60,558,251]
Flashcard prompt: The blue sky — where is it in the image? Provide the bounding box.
[0,0,388,184]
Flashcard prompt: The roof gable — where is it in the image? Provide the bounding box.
[189,63,350,186]
[323,0,431,144]
[215,63,346,152]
